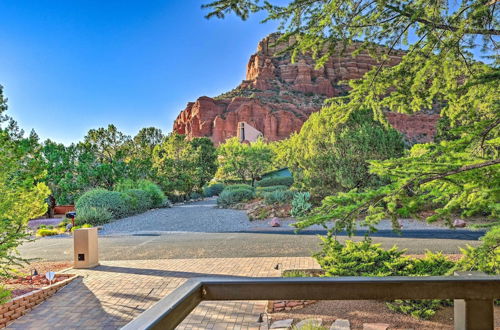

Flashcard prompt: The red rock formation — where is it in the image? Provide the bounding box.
[173,34,438,144]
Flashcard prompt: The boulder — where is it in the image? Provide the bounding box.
[270,217,281,227]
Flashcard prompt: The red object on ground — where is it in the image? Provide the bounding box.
[270,218,281,227]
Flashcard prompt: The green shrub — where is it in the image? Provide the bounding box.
[315,238,411,277]
[123,189,153,214]
[75,206,113,226]
[0,286,11,304]
[190,192,202,200]
[291,192,312,217]
[217,188,256,207]
[36,228,62,237]
[315,238,456,319]
[456,226,500,274]
[223,184,254,192]
[136,180,166,208]
[115,179,166,208]
[387,299,443,320]
[256,185,288,197]
[203,183,225,197]
[71,223,92,232]
[76,189,130,219]
[58,219,69,228]
[263,190,295,205]
[256,177,293,188]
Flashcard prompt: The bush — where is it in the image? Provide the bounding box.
[190,192,202,200]
[203,183,225,197]
[223,184,255,192]
[291,192,312,217]
[36,228,62,237]
[256,185,288,197]
[456,226,500,274]
[263,190,295,205]
[75,206,113,226]
[123,189,153,214]
[256,177,293,188]
[217,188,256,207]
[315,238,456,319]
[115,179,166,208]
[71,223,92,232]
[76,189,130,219]
[0,286,11,304]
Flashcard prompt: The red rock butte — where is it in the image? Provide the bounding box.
[173,34,439,145]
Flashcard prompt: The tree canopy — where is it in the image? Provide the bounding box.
[204,0,499,232]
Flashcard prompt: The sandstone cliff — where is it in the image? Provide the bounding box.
[173,34,439,144]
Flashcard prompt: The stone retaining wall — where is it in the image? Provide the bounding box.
[0,274,78,328]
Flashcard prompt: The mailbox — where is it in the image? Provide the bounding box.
[73,227,99,269]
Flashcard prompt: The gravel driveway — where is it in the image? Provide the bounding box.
[100,198,254,235]
[99,198,484,239]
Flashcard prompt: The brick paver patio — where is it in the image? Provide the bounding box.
[7,257,319,329]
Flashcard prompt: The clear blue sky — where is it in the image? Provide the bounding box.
[0,0,278,144]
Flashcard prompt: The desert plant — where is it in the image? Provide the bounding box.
[76,188,130,219]
[74,206,113,226]
[256,177,293,188]
[217,188,256,207]
[291,192,312,217]
[263,190,295,205]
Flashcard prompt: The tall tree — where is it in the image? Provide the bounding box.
[0,85,50,277]
[216,137,274,185]
[126,127,165,181]
[152,133,216,196]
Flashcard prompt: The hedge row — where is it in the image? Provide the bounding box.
[75,180,168,226]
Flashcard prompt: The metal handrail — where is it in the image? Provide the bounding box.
[122,276,500,330]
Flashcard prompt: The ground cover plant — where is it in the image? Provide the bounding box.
[312,235,498,319]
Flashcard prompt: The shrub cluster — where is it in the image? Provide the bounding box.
[115,179,166,208]
[203,183,225,197]
[255,177,293,188]
[74,206,112,226]
[75,181,167,226]
[217,185,256,207]
[263,189,295,205]
[315,238,455,319]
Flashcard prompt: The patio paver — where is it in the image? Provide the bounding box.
[6,257,319,329]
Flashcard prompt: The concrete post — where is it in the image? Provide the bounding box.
[454,271,493,330]
[73,227,99,269]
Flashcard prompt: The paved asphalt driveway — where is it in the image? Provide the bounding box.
[19,199,484,261]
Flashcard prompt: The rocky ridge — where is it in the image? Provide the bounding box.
[173,34,439,144]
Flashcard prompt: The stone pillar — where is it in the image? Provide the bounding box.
[73,228,99,269]
[454,271,493,330]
